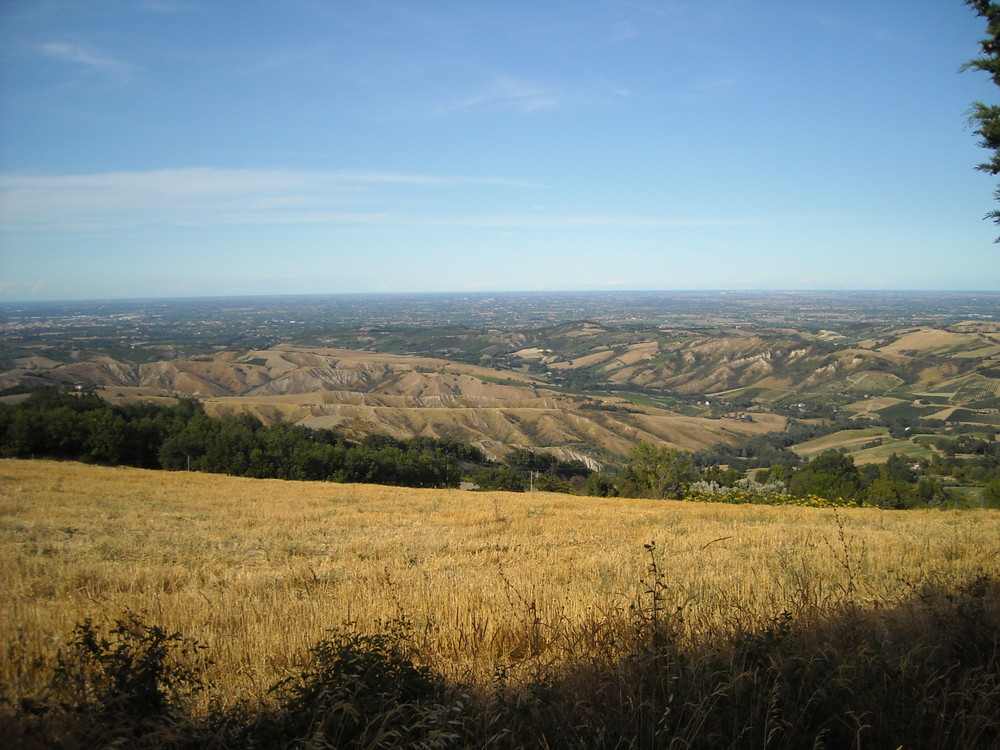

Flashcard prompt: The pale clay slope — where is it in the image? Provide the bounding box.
[31,344,783,462]
[22,323,999,460]
[11,327,996,461]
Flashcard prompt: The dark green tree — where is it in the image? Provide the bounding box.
[885,452,917,483]
[788,451,864,502]
[506,448,557,473]
[700,464,743,487]
[84,409,129,465]
[584,470,619,497]
[916,476,947,506]
[474,466,527,492]
[984,476,1000,507]
[618,441,695,499]
[865,477,911,510]
[0,408,46,457]
[964,0,1000,238]
[158,412,220,471]
[532,472,571,493]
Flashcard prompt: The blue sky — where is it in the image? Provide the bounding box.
[1,0,999,301]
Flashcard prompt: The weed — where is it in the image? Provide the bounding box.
[51,613,207,720]
[255,617,462,749]
[824,508,867,604]
[0,614,210,749]
[633,540,682,653]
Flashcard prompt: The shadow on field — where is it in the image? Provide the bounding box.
[497,573,1000,750]
[3,575,998,749]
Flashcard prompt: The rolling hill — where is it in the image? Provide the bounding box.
[3,319,998,465]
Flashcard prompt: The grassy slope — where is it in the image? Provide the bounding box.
[792,427,887,456]
[791,426,943,463]
[3,459,999,698]
[4,459,999,748]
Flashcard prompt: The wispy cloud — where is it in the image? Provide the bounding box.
[406,214,758,229]
[604,19,640,44]
[0,168,545,232]
[0,167,784,234]
[38,41,132,73]
[134,0,200,12]
[435,75,565,114]
[0,280,47,297]
[674,75,740,103]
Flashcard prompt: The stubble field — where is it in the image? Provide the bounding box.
[3,458,999,709]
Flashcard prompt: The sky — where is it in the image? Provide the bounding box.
[1,0,999,302]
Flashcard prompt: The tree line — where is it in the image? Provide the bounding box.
[0,389,477,489]
[585,441,1000,509]
[471,437,993,509]
[3,388,997,507]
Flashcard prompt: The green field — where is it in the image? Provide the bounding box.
[792,427,889,458]
[944,484,990,509]
[875,401,942,420]
[792,425,942,464]
[849,438,937,464]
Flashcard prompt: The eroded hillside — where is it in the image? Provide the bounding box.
[1,344,786,463]
[3,318,999,464]
[313,320,1000,408]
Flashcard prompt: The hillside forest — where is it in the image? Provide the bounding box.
[2,387,997,509]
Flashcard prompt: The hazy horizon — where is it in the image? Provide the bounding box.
[3,288,999,309]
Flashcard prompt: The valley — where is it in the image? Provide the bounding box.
[2,291,999,467]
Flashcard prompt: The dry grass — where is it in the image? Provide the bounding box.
[879,327,1000,357]
[792,426,888,458]
[2,457,999,716]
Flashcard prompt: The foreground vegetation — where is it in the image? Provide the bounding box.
[2,460,998,748]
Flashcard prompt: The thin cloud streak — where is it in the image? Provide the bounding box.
[0,167,544,231]
[1,168,545,192]
[433,75,566,115]
[38,41,132,72]
[134,0,200,12]
[179,211,769,229]
[0,167,827,233]
[406,214,763,229]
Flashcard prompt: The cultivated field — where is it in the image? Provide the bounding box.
[3,457,999,719]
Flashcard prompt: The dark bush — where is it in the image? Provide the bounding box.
[253,619,461,749]
[52,614,207,720]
